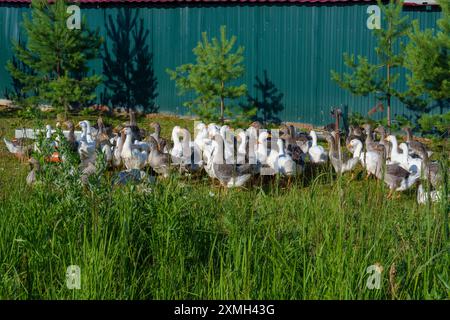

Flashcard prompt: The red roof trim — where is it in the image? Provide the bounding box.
[0,0,376,3]
[0,0,438,5]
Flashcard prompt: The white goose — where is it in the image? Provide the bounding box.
[275,138,297,176]
[256,131,272,166]
[220,125,235,164]
[348,139,381,177]
[385,135,403,165]
[398,143,423,175]
[78,121,96,163]
[170,126,183,164]
[121,127,148,170]
[112,132,125,168]
[308,130,327,163]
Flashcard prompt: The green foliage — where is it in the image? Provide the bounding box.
[348,111,377,127]
[403,0,450,112]
[6,0,102,117]
[167,25,252,124]
[418,111,450,136]
[331,0,410,122]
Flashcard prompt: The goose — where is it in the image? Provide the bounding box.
[280,130,307,164]
[220,125,236,164]
[127,109,143,141]
[93,117,112,138]
[275,138,297,176]
[324,132,359,174]
[362,124,384,153]
[194,122,214,164]
[78,121,94,144]
[256,131,270,164]
[403,127,432,158]
[246,126,259,164]
[94,119,113,165]
[207,123,220,139]
[178,128,204,173]
[149,122,168,153]
[147,136,171,178]
[348,138,382,178]
[3,137,33,160]
[210,134,253,188]
[170,126,183,163]
[236,131,248,165]
[267,136,281,172]
[373,149,420,199]
[64,120,79,152]
[121,127,148,170]
[112,131,125,168]
[78,121,96,163]
[345,125,365,146]
[26,157,40,186]
[385,135,404,165]
[80,161,97,185]
[374,126,391,159]
[398,143,423,175]
[308,130,327,163]
[417,146,444,189]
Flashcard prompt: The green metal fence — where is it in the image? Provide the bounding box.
[0,3,444,125]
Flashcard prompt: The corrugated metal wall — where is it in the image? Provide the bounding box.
[0,3,443,125]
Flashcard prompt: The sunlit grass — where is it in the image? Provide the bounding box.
[0,113,448,300]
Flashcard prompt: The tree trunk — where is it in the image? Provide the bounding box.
[220,81,225,124]
[387,62,391,128]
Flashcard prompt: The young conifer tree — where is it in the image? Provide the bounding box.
[167,25,254,124]
[403,0,449,114]
[331,0,410,127]
[7,0,102,118]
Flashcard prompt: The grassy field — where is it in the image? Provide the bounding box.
[0,111,449,299]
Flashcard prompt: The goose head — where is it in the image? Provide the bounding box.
[250,121,262,130]
[150,122,161,133]
[124,127,133,137]
[347,139,363,156]
[64,120,74,131]
[374,125,386,136]
[171,126,181,140]
[362,123,372,135]
[28,157,40,171]
[385,135,398,145]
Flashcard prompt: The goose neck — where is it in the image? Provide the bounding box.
[354,141,363,158]
[310,131,317,146]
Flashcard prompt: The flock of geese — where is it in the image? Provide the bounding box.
[3,111,447,203]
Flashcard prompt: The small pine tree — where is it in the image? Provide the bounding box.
[331,0,410,127]
[6,0,102,118]
[403,0,449,114]
[167,25,253,124]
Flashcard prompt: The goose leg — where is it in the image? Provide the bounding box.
[386,188,394,200]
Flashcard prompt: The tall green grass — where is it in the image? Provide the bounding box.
[0,162,448,299]
[0,115,448,299]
